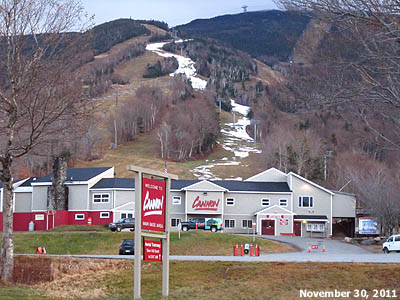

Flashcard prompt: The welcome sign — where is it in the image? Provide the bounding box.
[142,177,166,232]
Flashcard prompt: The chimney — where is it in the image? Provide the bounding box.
[47,156,68,211]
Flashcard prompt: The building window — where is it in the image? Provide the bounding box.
[100,212,110,219]
[93,193,110,203]
[261,199,270,206]
[75,214,85,220]
[225,219,235,228]
[279,199,288,207]
[242,219,253,228]
[306,223,324,232]
[171,218,181,227]
[121,213,133,219]
[299,196,313,208]
[226,198,235,206]
[172,196,181,205]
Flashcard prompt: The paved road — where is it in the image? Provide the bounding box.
[258,235,370,254]
[16,252,400,263]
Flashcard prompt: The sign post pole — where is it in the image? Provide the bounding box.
[134,170,142,300]
[162,177,171,297]
[128,166,178,300]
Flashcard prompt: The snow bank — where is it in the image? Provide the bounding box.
[146,42,207,90]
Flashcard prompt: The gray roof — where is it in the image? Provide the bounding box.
[90,178,290,193]
[34,167,112,184]
[92,178,134,189]
[294,215,328,220]
[171,180,290,192]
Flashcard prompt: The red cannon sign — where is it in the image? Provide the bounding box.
[192,196,220,211]
[142,177,166,232]
[144,239,162,262]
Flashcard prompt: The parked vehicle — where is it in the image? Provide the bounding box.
[382,234,400,253]
[119,239,135,255]
[180,217,223,232]
[109,218,135,232]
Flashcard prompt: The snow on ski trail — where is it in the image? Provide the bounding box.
[146,41,261,180]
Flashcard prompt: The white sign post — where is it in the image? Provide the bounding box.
[178,222,182,240]
[252,223,256,242]
[127,165,178,300]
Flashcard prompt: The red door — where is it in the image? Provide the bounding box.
[47,213,54,230]
[262,220,275,235]
[294,222,301,236]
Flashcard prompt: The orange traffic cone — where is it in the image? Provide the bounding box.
[322,245,326,252]
[308,246,311,253]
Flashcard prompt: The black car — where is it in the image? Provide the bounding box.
[108,218,135,232]
[119,239,135,255]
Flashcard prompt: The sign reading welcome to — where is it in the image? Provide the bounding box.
[142,177,166,232]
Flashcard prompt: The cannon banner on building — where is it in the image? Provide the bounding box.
[186,191,223,214]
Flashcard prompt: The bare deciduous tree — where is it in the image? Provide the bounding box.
[0,0,89,281]
[275,0,400,151]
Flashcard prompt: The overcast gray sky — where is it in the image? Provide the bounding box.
[81,0,278,27]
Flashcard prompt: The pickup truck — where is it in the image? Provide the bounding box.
[108,218,135,232]
[180,217,223,232]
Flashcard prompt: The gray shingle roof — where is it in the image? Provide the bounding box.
[34,167,113,184]
[294,215,328,220]
[89,178,291,193]
[172,180,291,192]
[92,178,134,189]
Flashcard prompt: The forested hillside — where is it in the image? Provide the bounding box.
[176,10,310,64]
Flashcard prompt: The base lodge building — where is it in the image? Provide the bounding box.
[0,166,356,237]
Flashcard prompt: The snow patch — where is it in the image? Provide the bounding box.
[146,42,207,90]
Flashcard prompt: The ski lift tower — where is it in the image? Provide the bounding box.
[242,5,248,12]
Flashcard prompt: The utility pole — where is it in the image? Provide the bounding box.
[250,119,260,143]
[323,150,333,181]
[114,90,119,148]
[217,98,223,113]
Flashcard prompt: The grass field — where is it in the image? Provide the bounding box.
[9,230,292,256]
[2,259,399,300]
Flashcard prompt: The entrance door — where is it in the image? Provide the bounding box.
[47,213,54,230]
[262,220,275,235]
[294,222,301,236]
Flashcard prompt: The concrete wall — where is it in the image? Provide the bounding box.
[224,192,292,215]
[32,186,49,211]
[89,190,113,210]
[245,168,287,182]
[333,192,356,218]
[114,190,134,208]
[170,191,185,214]
[68,184,89,211]
[290,175,332,234]
[223,215,256,233]
[14,192,32,212]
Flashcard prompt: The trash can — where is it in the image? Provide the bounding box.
[29,221,35,232]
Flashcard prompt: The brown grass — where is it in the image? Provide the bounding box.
[10,258,400,300]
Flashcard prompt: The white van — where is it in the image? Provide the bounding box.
[382,234,400,253]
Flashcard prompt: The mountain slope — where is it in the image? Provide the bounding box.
[176,10,310,63]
